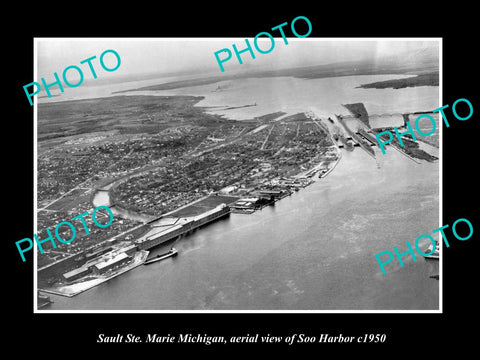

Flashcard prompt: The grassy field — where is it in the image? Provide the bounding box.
[38,95,238,141]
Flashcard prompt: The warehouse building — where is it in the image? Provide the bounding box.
[93,252,131,275]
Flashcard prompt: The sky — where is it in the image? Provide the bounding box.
[36,38,440,82]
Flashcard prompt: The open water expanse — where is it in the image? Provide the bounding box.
[41,74,440,311]
[119,74,439,120]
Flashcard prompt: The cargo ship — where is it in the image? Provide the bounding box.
[144,248,178,265]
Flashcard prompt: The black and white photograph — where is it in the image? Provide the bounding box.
[7,6,478,354]
[33,37,441,311]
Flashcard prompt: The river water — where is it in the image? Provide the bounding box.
[42,74,440,311]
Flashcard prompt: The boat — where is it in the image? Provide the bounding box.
[339,134,354,151]
[318,169,328,178]
[37,291,53,308]
[144,248,178,265]
[424,242,439,260]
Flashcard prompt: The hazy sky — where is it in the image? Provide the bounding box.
[36,38,440,80]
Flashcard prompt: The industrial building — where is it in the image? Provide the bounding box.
[61,246,135,282]
[85,246,113,261]
[93,252,131,274]
[135,204,231,250]
[232,198,261,210]
[135,223,186,250]
[63,266,91,282]
[191,203,230,227]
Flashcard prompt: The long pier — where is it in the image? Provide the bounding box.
[357,129,421,164]
[356,129,378,146]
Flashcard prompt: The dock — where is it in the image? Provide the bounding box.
[356,129,378,147]
[135,204,231,250]
[38,250,149,298]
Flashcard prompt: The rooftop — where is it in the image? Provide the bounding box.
[94,252,130,270]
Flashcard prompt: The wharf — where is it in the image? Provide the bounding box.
[39,250,149,298]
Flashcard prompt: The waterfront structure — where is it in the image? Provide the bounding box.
[85,247,113,261]
[232,198,260,211]
[191,204,230,227]
[135,204,231,251]
[135,224,186,250]
[62,247,134,281]
[39,251,87,285]
[93,252,131,274]
[258,190,286,198]
[40,204,231,289]
[122,244,138,256]
[63,267,91,282]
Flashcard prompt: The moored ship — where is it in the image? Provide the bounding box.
[424,242,439,260]
[144,248,178,265]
